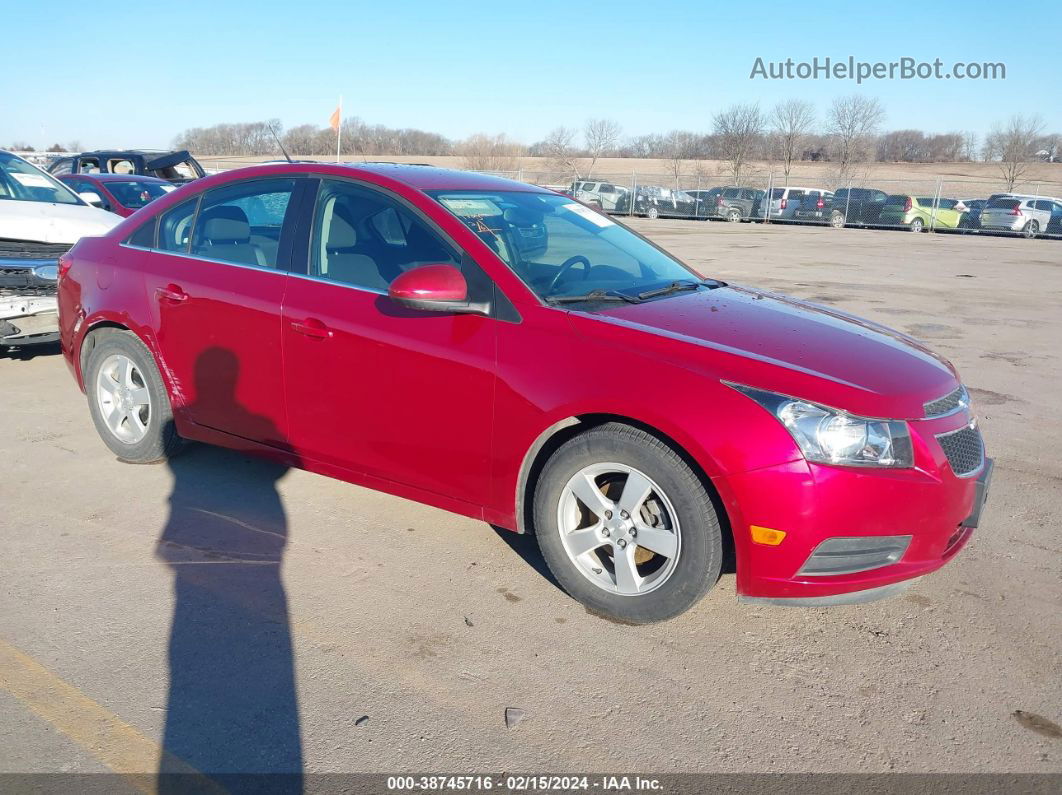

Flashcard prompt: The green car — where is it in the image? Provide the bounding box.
[878,195,967,231]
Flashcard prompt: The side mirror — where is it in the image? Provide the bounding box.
[79,191,104,208]
[387,264,490,315]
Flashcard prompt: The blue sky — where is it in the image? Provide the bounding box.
[3,0,1059,149]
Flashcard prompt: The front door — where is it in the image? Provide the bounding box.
[282,178,497,507]
[139,177,300,446]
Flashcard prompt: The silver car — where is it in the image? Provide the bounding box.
[765,186,832,221]
[979,195,1061,238]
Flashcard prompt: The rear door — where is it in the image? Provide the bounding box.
[281,178,498,506]
[136,177,304,445]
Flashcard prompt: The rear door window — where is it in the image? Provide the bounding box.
[190,178,296,268]
[157,198,200,253]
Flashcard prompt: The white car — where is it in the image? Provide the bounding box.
[572,180,629,212]
[1,151,119,348]
[979,194,1062,238]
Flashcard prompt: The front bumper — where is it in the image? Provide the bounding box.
[716,453,992,603]
[0,294,59,346]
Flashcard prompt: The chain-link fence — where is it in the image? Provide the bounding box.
[466,167,1062,241]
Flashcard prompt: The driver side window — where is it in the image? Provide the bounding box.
[310,180,460,292]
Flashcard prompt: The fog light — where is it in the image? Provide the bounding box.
[798,535,911,576]
[751,525,787,546]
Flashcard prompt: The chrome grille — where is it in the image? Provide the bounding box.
[924,385,968,418]
[936,425,984,477]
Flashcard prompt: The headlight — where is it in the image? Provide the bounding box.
[729,384,914,468]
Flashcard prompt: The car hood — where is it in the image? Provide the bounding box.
[0,201,119,245]
[567,285,959,419]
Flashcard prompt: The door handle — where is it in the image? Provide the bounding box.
[290,318,333,339]
[156,284,188,303]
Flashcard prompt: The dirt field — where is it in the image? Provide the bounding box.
[1,223,1060,779]
[200,154,1062,197]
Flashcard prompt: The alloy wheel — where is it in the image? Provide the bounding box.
[556,463,681,596]
[95,353,152,444]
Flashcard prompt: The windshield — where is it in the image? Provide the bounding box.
[430,190,701,302]
[0,151,82,205]
[105,180,175,208]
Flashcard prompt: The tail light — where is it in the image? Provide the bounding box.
[904,197,912,212]
[816,198,824,209]
[780,198,788,210]
[1010,207,1023,216]
[57,254,72,279]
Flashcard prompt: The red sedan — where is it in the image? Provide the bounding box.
[57,173,175,217]
[57,164,991,622]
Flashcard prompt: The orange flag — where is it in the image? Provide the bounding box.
[329,106,341,133]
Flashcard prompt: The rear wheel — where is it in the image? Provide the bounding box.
[1023,220,1040,239]
[533,423,723,623]
[84,329,184,463]
[645,206,660,220]
[726,207,742,223]
[830,211,846,229]
[909,217,925,233]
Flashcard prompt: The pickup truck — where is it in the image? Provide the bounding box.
[1,151,119,349]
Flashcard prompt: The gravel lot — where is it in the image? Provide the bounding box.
[1,222,1059,778]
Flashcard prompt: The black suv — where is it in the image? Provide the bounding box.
[794,187,888,228]
[48,150,205,184]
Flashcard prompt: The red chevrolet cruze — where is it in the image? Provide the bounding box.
[58,164,991,622]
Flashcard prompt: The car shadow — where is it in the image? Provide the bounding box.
[489,525,563,593]
[155,348,302,793]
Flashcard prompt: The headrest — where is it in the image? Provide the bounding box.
[200,205,250,243]
[326,206,357,248]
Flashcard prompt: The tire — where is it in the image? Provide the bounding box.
[645,206,660,220]
[1023,220,1040,239]
[726,208,742,223]
[830,211,846,229]
[909,218,924,233]
[84,329,184,463]
[533,423,723,624]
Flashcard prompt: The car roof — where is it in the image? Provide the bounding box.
[206,162,548,193]
[59,173,171,183]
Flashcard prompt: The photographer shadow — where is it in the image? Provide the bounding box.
[155,348,302,793]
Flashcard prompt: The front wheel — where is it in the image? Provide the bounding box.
[84,329,184,463]
[645,206,660,220]
[533,423,723,623]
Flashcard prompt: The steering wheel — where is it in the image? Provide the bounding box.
[547,255,592,294]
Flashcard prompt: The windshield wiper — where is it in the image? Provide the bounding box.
[545,289,642,305]
[636,280,704,301]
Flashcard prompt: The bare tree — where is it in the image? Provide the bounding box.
[713,103,764,183]
[583,118,621,178]
[458,133,523,172]
[662,130,698,186]
[988,115,1045,191]
[770,100,815,180]
[537,126,581,182]
[961,131,978,162]
[826,95,885,182]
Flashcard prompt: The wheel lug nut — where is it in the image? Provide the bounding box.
[617,539,627,549]
[601,528,610,537]
[629,528,637,537]
[604,510,613,519]
[620,510,629,519]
